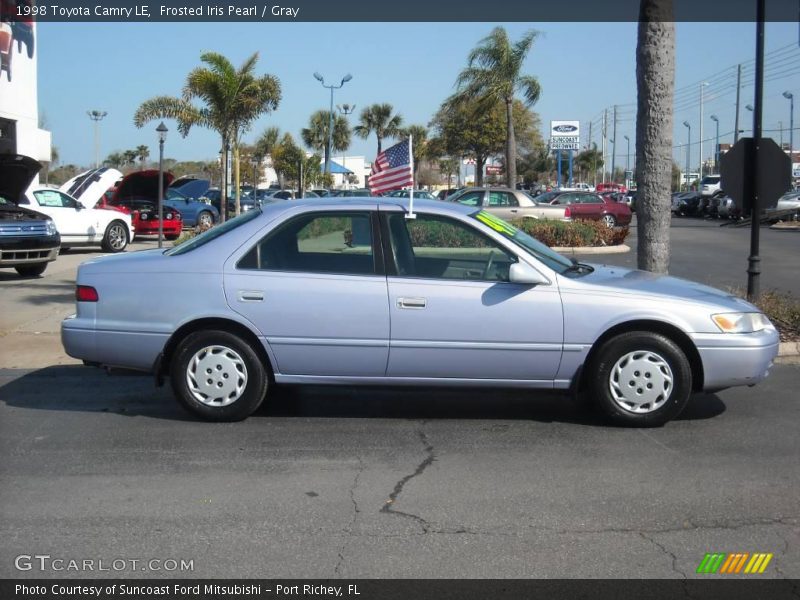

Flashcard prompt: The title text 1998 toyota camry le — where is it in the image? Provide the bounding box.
[61,198,779,426]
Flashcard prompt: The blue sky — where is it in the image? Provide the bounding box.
[38,21,799,170]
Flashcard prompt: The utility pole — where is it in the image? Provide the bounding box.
[610,105,617,183]
[588,120,594,186]
[734,64,742,144]
[602,109,607,183]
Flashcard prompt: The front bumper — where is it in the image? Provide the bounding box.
[0,234,60,266]
[132,219,182,236]
[692,328,780,391]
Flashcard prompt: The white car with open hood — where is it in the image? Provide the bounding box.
[21,167,132,253]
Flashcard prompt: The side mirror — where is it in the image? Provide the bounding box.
[75,202,85,210]
[509,262,550,286]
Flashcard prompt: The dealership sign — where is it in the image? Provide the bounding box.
[550,120,580,151]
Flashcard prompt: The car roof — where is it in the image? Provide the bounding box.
[259,196,474,217]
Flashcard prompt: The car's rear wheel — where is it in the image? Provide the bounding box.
[166,233,180,241]
[601,214,617,228]
[170,330,268,421]
[587,331,692,427]
[101,220,129,253]
[197,211,214,228]
[15,263,47,277]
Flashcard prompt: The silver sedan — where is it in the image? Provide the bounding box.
[448,187,568,220]
[62,198,778,426]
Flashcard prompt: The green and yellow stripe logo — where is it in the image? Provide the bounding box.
[696,552,773,574]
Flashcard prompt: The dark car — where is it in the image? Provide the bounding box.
[672,192,703,217]
[0,154,60,277]
[166,178,219,228]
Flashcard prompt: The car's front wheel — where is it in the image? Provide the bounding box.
[15,262,47,277]
[170,330,268,421]
[101,220,129,253]
[588,331,692,427]
[601,214,617,228]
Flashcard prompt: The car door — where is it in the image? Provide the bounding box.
[31,189,96,242]
[381,208,563,382]
[485,190,521,220]
[576,193,605,220]
[223,209,390,378]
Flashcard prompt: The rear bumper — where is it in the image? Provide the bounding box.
[692,328,780,391]
[61,315,169,371]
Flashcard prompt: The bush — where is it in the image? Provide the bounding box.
[171,221,214,247]
[729,287,800,342]
[511,218,629,247]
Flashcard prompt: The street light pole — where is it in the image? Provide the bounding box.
[156,122,168,249]
[710,115,720,173]
[784,91,794,161]
[87,110,108,168]
[683,121,691,191]
[337,103,356,189]
[313,72,352,177]
[623,134,630,188]
[700,82,708,178]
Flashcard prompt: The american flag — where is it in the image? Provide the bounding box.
[368,139,413,194]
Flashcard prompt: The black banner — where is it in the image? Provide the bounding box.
[1,0,799,22]
[3,580,800,600]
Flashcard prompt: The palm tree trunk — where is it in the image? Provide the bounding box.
[234,144,241,216]
[376,137,382,156]
[635,0,675,274]
[476,154,486,186]
[505,97,516,188]
[220,138,228,223]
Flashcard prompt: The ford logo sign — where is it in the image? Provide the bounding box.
[553,125,578,133]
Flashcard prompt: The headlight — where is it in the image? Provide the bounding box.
[45,220,57,235]
[140,213,148,220]
[711,312,772,333]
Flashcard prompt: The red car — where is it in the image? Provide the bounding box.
[543,191,632,227]
[97,170,182,240]
[595,182,627,194]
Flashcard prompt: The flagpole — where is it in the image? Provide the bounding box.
[406,134,416,219]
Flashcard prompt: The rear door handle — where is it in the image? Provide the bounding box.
[238,290,264,302]
[397,297,427,309]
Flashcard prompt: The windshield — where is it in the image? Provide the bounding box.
[470,210,573,274]
[165,208,262,256]
[165,188,188,200]
[531,191,559,204]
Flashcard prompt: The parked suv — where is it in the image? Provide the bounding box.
[0,154,60,277]
[700,175,722,197]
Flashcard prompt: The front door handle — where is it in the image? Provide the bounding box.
[238,290,264,302]
[510,208,518,213]
[397,297,427,309]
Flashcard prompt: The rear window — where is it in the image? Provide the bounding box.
[701,176,720,184]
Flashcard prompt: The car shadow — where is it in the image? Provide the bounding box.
[0,365,726,426]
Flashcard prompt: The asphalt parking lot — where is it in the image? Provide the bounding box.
[0,222,798,579]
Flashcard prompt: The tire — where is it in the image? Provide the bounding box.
[59,247,71,254]
[15,263,47,277]
[601,214,616,228]
[165,233,180,241]
[587,331,692,427]
[101,220,129,253]
[170,330,268,421]
[197,211,214,228]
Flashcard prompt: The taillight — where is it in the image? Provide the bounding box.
[564,206,571,218]
[76,285,99,302]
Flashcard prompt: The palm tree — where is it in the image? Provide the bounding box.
[353,103,403,156]
[133,51,281,221]
[399,124,429,179]
[301,110,351,170]
[104,152,125,169]
[455,27,541,189]
[123,150,138,169]
[135,145,150,170]
[635,0,675,274]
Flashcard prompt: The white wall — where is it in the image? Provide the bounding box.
[0,21,51,168]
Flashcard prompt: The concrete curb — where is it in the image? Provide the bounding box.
[553,244,631,255]
[778,341,800,357]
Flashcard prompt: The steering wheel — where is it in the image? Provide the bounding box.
[482,250,496,280]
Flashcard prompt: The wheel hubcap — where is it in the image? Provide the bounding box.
[109,225,126,249]
[609,350,673,414]
[186,345,248,407]
[603,215,615,227]
[199,213,212,227]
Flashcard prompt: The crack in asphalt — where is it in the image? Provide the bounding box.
[549,516,797,537]
[380,426,435,533]
[333,457,364,578]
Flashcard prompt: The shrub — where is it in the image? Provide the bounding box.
[171,221,214,247]
[729,287,800,342]
[511,218,629,248]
